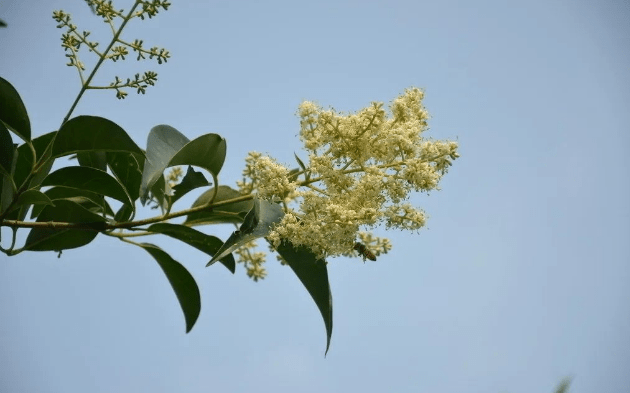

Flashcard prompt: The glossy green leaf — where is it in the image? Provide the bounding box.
[1,168,14,215]
[114,204,134,222]
[107,152,143,201]
[136,243,201,333]
[0,77,30,141]
[275,240,333,355]
[31,186,114,219]
[171,166,210,206]
[41,166,133,207]
[0,121,13,175]
[6,189,55,214]
[23,199,106,251]
[77,151,107,171]
[1,145,18,215]
[12,131,56,191]
[52,116,144,158]
[139,125,226,202]
[140,125,189,202]
[207,199,284,266]
[185,185,253,226]
[145,223,235,273]
[169,133,226,178]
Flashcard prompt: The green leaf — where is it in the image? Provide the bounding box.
[1,144,18,215]
[275,240,333,355]
[0,121,13,175]
[185,185,253,226]
[7,189,55,214]
[52,116,144,158]
[145,223,235,273]
[12,131,56,191]
[23,199,106,251]
[114,204,134,222]
[139,125,226,202]
[41,166,133,208]
[171,166,210,206]
[0,77,30,141]
[107,152,143,201]
[207,199,284,266]
[169,134,226,178]
[77,151,107,171]
[1,167,14,215]
[31,186,115,219]
[136,243,201,333]
[140,125,189,202]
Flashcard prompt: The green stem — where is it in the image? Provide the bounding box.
[60,1,142,127]
[1,194,254,231]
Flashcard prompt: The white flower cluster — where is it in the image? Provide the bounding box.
[240,88,459,260]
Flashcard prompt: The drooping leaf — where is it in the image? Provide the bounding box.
[52,116,144,158]
[6,189,55,214]
[171,166,210,206]
[107,152,143,201]
[77,151,107,171]
[41,166,133,207]
[139,125,226,202]
[145,223,235,273]
[136,243,201,333]
[0,121,13,175]
[139,125,189,202]
[207,199,284,266]
[275,240,333,355]
[23,199,106,251]
[30,187,114,219]
[0,77,30,141]
[185,185,253,226]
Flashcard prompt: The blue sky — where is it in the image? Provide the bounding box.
[1,0,629,392]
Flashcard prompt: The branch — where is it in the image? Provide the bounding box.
[1,194,254,231]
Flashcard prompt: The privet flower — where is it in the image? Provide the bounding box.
[240,87,459,263]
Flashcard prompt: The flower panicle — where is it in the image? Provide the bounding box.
[241,88,459,266]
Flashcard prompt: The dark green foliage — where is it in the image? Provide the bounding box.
[7,190,55,214]
[171,166,210,206]
[42,166,134,208]
[30,186,114,219]
[0,77,30,141]
[52,115,144,158]
[0,121,13,176]
[77,151,107,170]
[0,75,338,353]
[24,200,106,251]
[12,131,56,191]
[275,241,333,355]
[145,223,235,273]
[139,125,225,202]
[136,243,201,333]
[107,152,143,201]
